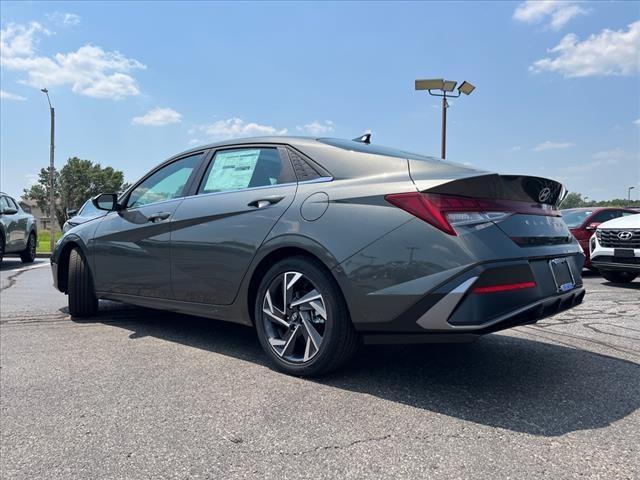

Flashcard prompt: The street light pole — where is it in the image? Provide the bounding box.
[41,88,55,253]
[415,79,475,160]
[441,96,448,159]
[628,186,635,206]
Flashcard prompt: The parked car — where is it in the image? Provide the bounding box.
[51,137,585,376]
[561,207,637,270]
[590,213,640,283]
[63,199,107,232]
[0,192,37,264]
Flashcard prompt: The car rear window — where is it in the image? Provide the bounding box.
[318,138,436,161]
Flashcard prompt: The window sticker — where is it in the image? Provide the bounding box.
[205,149,260,192]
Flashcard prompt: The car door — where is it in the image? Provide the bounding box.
[1,196,23,252]
[92,152,206,298]
[7,197,29,248]
[170,146,297,304]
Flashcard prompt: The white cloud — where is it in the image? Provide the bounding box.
[591,147,627,161]
[1,21,145,100]
[509,146,522,152]
[634,118,640,126]
[0,89,26,101]
[531,21,640,77]
[46,12,81,26]
[513,1,589,30]
[132,107,182,126]
[296,120,335,136]
[532,141,574,151]
[187,138,203,146]
[194,118,287,140]
[0,22,49,58]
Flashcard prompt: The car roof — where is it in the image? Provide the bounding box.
[174,136,323,158]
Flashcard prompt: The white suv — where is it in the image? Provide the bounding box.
[590,213,640,283]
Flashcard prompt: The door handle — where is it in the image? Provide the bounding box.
[147,212,171,223]
[247,196,284,209]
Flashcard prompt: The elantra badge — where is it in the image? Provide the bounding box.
[538,187,551,203]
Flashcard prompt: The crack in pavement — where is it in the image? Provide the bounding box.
[0,263,48,291]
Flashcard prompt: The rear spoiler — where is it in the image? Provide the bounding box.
[408,160,566,207]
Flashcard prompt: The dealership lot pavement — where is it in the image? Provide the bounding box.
[1,259,639,479]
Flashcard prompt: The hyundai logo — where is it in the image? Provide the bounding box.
[618,231,633,240]
[538,187,552,203]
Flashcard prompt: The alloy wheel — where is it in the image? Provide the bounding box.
[261,271,327,363]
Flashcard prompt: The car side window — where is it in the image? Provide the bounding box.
[198,148,295,195]
[127,153,204,208]
[592,211,619,223]
[622,211,636,216]
[0,196,9,210]
[6,197,18,210]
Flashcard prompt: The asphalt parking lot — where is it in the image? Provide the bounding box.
[1,258,638,479]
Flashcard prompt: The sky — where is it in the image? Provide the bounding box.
[1,1,639,201]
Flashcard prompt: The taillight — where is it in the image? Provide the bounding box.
[385,192,560,236]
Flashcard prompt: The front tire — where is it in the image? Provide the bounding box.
[601,270,638,284]
[20,233,36,263]
[254,256,358,377]
[68,248,98,317]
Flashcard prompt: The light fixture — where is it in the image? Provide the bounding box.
[458,81,475,95]
[442,80,457,92]
[415,79,444,91]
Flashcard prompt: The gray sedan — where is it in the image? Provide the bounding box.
[51,137,585,376]
[1,192,37,264]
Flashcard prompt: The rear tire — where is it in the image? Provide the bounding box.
[601,270,638,284]
[68,248,98,318]
[20,233,36,263]
[254,256,359,377]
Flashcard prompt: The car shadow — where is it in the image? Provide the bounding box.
[70,303,640,438]
[602,280,640,290]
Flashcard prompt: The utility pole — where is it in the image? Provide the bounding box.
[41,88,55,253]
[628,186,635,207]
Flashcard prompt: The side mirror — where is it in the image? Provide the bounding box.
[66,209,78,218]
[1,207,18,215]
[586,222,601,231]
[92,193,120,212]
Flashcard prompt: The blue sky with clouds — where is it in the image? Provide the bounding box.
[1,1,639,201]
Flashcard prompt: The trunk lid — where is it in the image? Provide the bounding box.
[408,159,571,244]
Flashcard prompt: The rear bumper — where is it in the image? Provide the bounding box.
[363,286,584,344]
[355,253,584,337]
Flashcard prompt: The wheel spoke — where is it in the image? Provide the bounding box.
[301,313,322,350]
[290,289,322,308]
[308,300,326,320]
[280,325,301,357]
[263,290,289,328]
[263,308,289,328]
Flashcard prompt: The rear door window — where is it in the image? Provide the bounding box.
[198,148,295,194]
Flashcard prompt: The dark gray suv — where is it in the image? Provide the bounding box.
[51,137,585,375]
[1,192,37,264]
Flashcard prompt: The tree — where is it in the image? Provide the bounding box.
[23,157,127,229]
[560,192,585,209]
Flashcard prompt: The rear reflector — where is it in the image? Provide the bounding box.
[473,281,537,294]
[385,192,560,236]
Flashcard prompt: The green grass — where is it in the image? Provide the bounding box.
[37,230,63,254]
